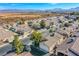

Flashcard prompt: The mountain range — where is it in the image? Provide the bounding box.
[0,7,79,13]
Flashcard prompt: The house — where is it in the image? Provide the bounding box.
[64,15,70,19]
[69,15,78,20]
[72,32,79,37]
[0,34,32,56]
[22,38,33,51]
[39,32,64,54]
[56,37,76,56]
[0,26,17,43]
[69,37,79,56]
[14,24,32,37]
[0,43,12,56]
[57,26,75,38]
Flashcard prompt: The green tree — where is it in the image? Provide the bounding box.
[49,28,53,33]
[28,21,33,26]
[49,25,56,33]
[12,35,24,55]
[40,20,46,28]
[31,30,42,47]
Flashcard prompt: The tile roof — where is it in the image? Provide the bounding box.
[0,27,16,43]
[0,43,12,56]
[42,32,64,48]
[15,24,32,33]
[56,37,75,55]
[70,37,79,55]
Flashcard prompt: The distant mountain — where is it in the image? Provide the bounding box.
[0,7,79,13]
[46,7,79,13]
[69,7,79,12]
[46,8,67,13]
[0,9,38,13]
[0,9,51,13]
[52,7,79,12]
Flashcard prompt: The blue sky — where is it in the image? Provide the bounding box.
[0,3,79,10]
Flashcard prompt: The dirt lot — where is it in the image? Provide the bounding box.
[0,13,42,18]
[0,13,60,25]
